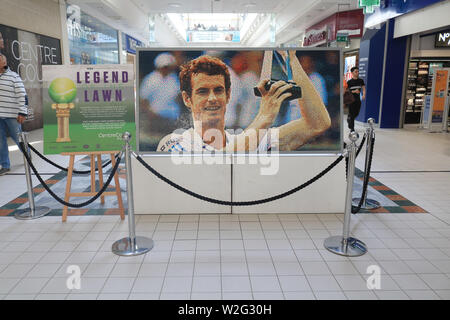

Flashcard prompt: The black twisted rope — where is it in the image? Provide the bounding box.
[18,142,123,208]
[352,134,375,214]
[134,153,344,206]
[27,143,119,174]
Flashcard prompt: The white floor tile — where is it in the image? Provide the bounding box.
[274,262,304,276]
[418,274,450,290]
[169,251,195,263]
[405,290,441,300]
[284,291,315,299]
[243,239,268,250]
[128,293,160,300]
[247,262,276,276]
[26,264,61,278]
[74,277,107,294]
[166,263,194,277]
[220,240,244,250]
[196,239,220,250]
[97,293,130,300]
[172,240,197,251]
[221,262,248,276]
[192,276,221,292]
[278,276,311,292]
[110,264,141,277]
[131,277,164,293]
[190,292,222,300]
[162,277,192,293]
[314,291,347,300]
[335,275,369,291]
[221,276,251,292]
[326,261,360,275]
[306,275,341,291]
[344,291,378,300]
[375,290,410,300]
[245,250,272,263]
[41,278,72,294]
[66,293,98,300]
[253,292,284,299]
[294,249,323,261]
[83,264,115,278]
[194,263,221,276]
[138,263,167,277]
[101,277,135,293]
[435,290,450,299]
[391,274,430,290]
[0,264,35,278]
[404,260,441,274]
[301,261,332,275]
[250,276,281,292]
[270,250,298,262]
[10,278,49,294]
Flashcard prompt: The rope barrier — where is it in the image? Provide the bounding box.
[27,143,119,174]
[18,142,123,208]
[134,153,345,206]
[352,134,375,214]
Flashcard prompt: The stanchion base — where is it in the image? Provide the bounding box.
[352,198,381,210]
[14,206,51,220]
[324,236,367,257]
[112,236,154,256]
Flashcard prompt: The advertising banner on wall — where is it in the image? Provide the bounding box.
[430,69,449,125]
[137,49,342,154]
[0,23,62,131]
[42,64,135,154]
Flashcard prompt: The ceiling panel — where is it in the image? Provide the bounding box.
[131,0,291,13]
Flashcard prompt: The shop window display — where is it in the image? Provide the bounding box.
[66,4,119,65]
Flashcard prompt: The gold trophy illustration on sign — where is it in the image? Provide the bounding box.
[48,78,77,142]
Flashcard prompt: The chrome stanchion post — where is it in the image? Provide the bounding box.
[15,132,51,220]
[112,132,154,256]
[352,118,380,209]
[324,131,367,256]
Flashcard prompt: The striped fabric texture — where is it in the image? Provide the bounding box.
[0,68,27,118]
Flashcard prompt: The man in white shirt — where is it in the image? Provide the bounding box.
[0,53,27,175]
[157,51,331,153]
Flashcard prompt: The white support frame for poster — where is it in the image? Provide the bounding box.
[427,68,450,132]
[132,47,347,215]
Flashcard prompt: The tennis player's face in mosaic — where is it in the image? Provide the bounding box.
[183,73,230,127]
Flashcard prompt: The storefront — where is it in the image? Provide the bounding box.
[354,0,450,129]
[303,9,364,51]
[66,4,119,65]
[403,28,450,125]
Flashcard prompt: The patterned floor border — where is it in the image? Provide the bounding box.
[354,168,427,214]
[0,166,427,217]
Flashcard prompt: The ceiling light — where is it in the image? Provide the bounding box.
[168,3,181,8]
[244,3,256,7]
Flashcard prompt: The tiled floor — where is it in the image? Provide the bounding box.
[0,121,449,300]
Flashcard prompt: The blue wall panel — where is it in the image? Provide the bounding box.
[379,19,408,128]
[356,24,386,124]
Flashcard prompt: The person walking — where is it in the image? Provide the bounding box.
[0,53,27,175]
[346,66,365,131]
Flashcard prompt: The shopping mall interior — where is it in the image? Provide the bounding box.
[0,0,449,302]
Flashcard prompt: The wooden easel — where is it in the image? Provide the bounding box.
[61,151,125,222]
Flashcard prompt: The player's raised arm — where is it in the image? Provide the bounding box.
[276,50,331,151]
[233,51,294,151]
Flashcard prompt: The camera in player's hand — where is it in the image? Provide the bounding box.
[253,79,302,102]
